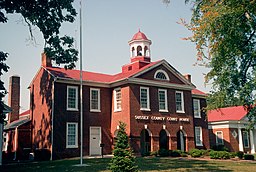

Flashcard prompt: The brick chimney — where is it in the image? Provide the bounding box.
[184,74,191,83]
[8,75,20,123]
[41,52,52,67]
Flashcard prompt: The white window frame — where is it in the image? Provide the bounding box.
[215,131,224,145]
[66,122,78,148]
[90,88,101,112]
[175,91,185,113]
[158,89,168,112]
[195,126,203,146]
[242,131,250,148]
[114,88,122,112]
[67,86,78,111]
[193,99,201,118]
[154,69,170,81]
[140,87,150,111]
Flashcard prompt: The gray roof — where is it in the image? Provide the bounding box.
[4,118,31,130]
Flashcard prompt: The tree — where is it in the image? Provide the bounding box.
[109,121,138,172]
[0,0,78,123]
[164,0,256,125]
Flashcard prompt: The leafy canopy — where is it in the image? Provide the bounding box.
[0,0,78,123]
[163,0,256,124]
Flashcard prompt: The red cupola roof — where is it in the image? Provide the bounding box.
[131,30,149,40]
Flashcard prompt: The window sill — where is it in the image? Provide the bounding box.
[159,110,168,113]
[66,145,78,149]
[114,109,122,112]
[90,109,101,113]
[176,111,185,114]
[140,108,151,111]
[67,108,79,111]
[194,116,201,119]
[196,144,203,147]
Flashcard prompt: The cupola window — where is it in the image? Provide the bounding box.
[154,70,170,81]
[137,46,143,56]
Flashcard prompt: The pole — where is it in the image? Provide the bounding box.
[79,0,83,165]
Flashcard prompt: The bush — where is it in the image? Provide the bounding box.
[34,149,51,161]
[230,152,236,158]
[209,150,230,159]
[236,151,244,159]
[169,150,181,157]
[244,154,255,160]
[189,149,204,158]
[158,149,169,157]
[211,145,229,152]
[150,151,158,157]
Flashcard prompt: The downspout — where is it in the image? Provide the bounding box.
[14,127,18,160]
[50,77,57,161]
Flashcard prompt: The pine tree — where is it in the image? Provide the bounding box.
[109,121,138,172]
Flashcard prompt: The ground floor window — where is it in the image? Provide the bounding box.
[215,131,224,145]
[177,130,186,151]
[242,131,249,148]
[66,122,78,148]
[195,127,203,146]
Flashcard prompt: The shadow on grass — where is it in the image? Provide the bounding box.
[137,157,232,172]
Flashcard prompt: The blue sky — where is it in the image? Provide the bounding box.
[0,0,210,112]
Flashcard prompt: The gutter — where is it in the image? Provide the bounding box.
[50,77,57,161]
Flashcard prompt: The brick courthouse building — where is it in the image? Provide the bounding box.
[29,31,209,159]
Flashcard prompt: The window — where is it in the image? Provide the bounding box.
[175,91,184,113]
[154,70,170,81]
[193,99,201,118]
[195,127,203,146]
[242,131,249,148]
[90,88,100,112]
[158,89,168,112]
[114,88,122,112]
[67,86,78,110]
[216,131,224,145]
[140,87,150,110]
[66,122,78,148]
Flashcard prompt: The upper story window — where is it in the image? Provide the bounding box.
[158,89,168,112]
[90,88,100,112]
[242,131,249,148]
[154,69,170,81]
[67,86,78,111]
[193,99,201,118]
[66,122,78,148]
[140,87,150,111]
[216,131,224,145]
[175,91,185,113]
[195,126,203,146]
[114,88,122,112]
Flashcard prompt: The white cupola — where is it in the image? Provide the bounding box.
[128,29,152,62]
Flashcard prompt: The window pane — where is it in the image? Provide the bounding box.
[159,90,166,110]
[176,92,183,112]
[67,123,77,147]
[216,132,223,145]
[68,87,77,109]
[195,127,202,145]
[115,89,121,110]
[193,99,200,117]
[243,131,249,148]
[140,88,148,109]
[91,89,99,110]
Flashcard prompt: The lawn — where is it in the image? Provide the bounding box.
[1,157,256,172]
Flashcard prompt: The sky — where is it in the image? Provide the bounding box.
[0,0,211,113]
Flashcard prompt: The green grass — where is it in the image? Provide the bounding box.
[1,157,256,172]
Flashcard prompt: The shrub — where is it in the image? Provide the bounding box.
[158,149,169,157]
[189,149,203,158]
[209,150,230,159]
[244,154,255,160]
[236,151,244,159]
[230,152,236,158]
[34,149,51,161]
[150,151,158,157]
[211,145,229,152]
[169,150,181,157]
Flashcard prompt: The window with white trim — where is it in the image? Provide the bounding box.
[175,91,184,113]
[114,88,122,112]
[193,99,201,118]
[67,86,78,110]
[242,131,249,148]
[216,131,224,145]
[195,127,203,146]
[158,89,168,112]
[140,87,150,110]
[90,88,100,112]
[154,69,170,81]
[66,122,78,148]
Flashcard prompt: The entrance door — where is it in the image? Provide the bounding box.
[140,129,151,155]
[90,127,101,155]
[177,130,186,151]
[159,129,169,150]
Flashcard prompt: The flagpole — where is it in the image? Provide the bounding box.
[79,0,83,165]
